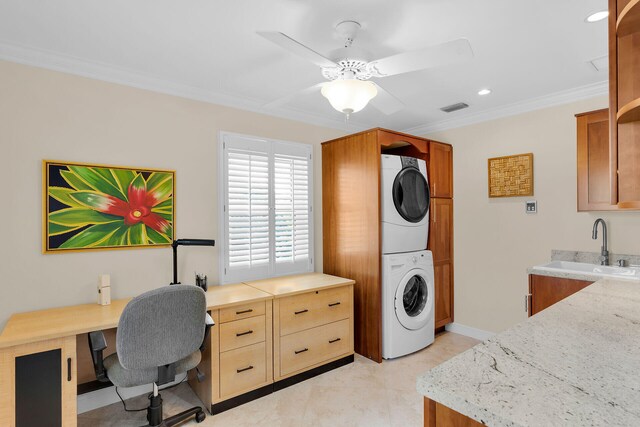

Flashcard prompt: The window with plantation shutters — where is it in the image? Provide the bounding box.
[220,133,313,283]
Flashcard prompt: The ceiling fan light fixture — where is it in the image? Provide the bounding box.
[321,79,377,115]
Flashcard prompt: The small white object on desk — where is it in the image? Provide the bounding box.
[98,274,111,306]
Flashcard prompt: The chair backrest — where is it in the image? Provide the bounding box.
[116,285,206,370]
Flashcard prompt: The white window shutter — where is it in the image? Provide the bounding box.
[221,134,313,283]
[273,141,312,275]
[223,135,271,282]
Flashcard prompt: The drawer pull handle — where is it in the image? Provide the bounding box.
[294,309,309,315]
[236,309,253,315]
[328,302,341,307]
[236,330,254,337]
[295,348,309,355]
[237,365,254,373]
[67,358,72,382]
[329,338,341,344]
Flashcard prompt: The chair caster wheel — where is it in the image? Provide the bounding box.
[195,410,206,423]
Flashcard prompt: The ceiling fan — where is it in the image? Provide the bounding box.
[258,21,474,117]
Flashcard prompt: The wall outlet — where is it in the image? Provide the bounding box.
[98,274,111,305]
[525,200,537,214]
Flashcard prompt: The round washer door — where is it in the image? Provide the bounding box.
[394,269,433,330]
[392,168,430,223]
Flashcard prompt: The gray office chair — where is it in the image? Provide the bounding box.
[88,285,214,426]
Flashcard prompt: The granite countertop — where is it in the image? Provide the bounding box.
[417,278,640,427]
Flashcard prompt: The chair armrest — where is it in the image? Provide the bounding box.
[200,313,215,352]
[88,331,109,382]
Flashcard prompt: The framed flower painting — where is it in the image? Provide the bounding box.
[43,161,175,253]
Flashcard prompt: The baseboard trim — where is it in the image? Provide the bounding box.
[211,384,274,415]
[210,354,355,415]
[444,323,495,341]
[274,354,354,392]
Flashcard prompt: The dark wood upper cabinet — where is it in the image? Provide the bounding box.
[609,0,640,208]
[576,109,618,211]
[429,142,453,198]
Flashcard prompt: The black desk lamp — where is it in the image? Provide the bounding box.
[170,239,216,290]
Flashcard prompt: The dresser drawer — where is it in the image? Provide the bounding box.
[220,342,267,398]
[220,301,266,323]
[279,286,351,336]
[219,315,265,352]
[280,319,351,377]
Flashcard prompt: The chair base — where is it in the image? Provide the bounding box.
[142,391,206,426]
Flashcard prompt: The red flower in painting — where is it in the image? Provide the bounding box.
[95,179,171,234]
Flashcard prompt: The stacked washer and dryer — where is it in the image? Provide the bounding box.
[381,154,435,359]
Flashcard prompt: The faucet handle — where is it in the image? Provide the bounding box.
[617,259,628,267]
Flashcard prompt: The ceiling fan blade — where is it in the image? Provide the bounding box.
[370,83,405,115]
[369,38,473,77]
[257,31,338,68]
[262,83,325,109]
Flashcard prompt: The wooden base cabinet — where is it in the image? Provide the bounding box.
[190,300,273,412]
[273,284,354,381]
[424,397,483,427]
[0,336,77,427]
[528,275,594,316]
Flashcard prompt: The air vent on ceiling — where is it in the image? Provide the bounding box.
[440,102,469,113]
[589,56,609,72]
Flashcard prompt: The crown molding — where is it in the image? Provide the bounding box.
[0,40,368,133]
[0,41,608,136]
[402,81,608,136]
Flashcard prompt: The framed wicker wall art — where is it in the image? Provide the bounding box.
[487,153,533,198]
[43,160,175,253]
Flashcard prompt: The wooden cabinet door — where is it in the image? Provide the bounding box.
[429,198,453,327]
[428,142,453,198]
[433,262,453,328]
[528,275,594,316]
[0,336,77,427]
[576,109,617,211]
[429,198,453,264]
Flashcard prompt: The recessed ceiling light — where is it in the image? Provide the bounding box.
[586,10,609,23]
[478,89,492,96]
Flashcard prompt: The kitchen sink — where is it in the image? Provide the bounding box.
[533,261,640,281]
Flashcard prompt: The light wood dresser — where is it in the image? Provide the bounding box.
[245,273,355,383]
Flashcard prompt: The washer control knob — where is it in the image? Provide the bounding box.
[412,256,417,264]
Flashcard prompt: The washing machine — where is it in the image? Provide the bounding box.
[382,250,435,359]
[381,154,430,254]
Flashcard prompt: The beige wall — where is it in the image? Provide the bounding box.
[0,60,345,328]
[426,96,640,333]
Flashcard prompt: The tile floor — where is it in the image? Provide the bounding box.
[78,332,478,427]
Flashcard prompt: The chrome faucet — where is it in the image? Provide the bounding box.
[592,218,609,266]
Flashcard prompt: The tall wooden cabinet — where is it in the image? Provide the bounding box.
[428,142,454,328]
[609,0,640,208]
[322,128,454,362]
